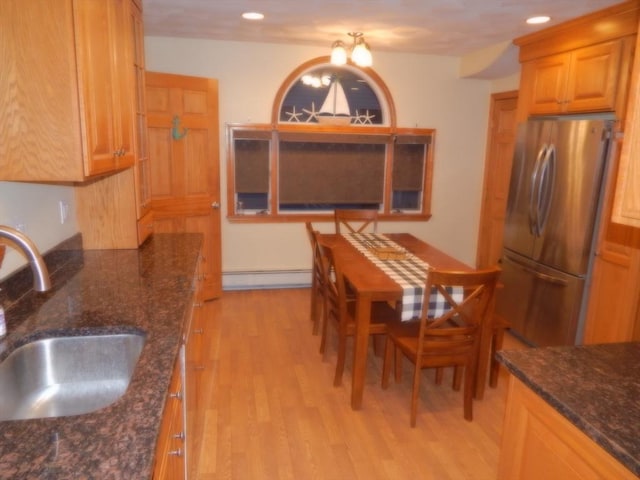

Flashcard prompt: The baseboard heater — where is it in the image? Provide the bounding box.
[223,269,312,291]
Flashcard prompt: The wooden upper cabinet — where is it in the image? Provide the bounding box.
[74,0,152,250]
[612,17,640,229]
[74,0,135,176]
[514,1,639,122]
[525,41,624,115]
[0,0,134,182]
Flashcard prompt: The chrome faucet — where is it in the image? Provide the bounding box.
[0,226,51,292]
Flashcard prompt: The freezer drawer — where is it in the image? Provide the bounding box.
[495,251,586,346]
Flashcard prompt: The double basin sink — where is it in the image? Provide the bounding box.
[0,332,145,421]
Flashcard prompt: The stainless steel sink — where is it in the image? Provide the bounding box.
[0,333,145,421]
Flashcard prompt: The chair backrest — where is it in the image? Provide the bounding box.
[418,267,501,359]
[304,221,315,247]
[317,243,348,324]
[306,222,325,283]
[334,209,378,234]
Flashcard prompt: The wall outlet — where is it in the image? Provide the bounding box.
[59,201,70,224]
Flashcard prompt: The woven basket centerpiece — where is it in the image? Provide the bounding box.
[369,245,407,260]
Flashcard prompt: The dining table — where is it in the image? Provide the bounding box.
[318,232,495,410]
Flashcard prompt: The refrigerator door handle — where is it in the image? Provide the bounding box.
[503,254,569,286]
[535,144,556,236]
[529,144,548,236]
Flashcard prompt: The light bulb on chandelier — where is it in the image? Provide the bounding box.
[330,32,372,67]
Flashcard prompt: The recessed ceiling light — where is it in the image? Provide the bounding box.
[242,12,264,21]
[526,16,551,25]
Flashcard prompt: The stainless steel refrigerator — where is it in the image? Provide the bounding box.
[495,114,614,347]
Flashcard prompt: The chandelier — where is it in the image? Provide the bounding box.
[330,32,372,67]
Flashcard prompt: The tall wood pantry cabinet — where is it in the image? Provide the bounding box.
[0,0,134,181]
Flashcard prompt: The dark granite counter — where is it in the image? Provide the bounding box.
[498,343,640,476]
[0,233,202,479]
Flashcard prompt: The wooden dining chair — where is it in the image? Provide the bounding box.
[381,267,501,427]
[334,209,378,234]
[305,222,325,335]
[318,242,399,386]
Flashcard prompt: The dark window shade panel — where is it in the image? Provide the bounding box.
[235,139,270,193]
[393,144,426,191]
[279,131,388,144]
[233,129,272,140]
[395,135,432,145]
[279,141,385,204]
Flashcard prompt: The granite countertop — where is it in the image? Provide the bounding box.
[0,233,202,479]
[498,343,640,476]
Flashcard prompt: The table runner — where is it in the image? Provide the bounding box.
[344,233,463,321]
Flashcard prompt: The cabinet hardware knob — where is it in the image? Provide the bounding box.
[211,202,220,209]
[172,431,185,441]
[168,449,183,457]
[193,328,204,334]
[169,391,182,400]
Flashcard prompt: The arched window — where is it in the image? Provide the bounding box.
[274,61,393,126]
[227,57,433,222]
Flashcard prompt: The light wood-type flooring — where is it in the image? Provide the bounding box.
[191,288,528,480]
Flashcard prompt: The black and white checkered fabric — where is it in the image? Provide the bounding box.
[344,233,463,321]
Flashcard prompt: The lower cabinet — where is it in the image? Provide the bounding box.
[154,253,206,479]
[498,376,637,480]
[153,348,186,479]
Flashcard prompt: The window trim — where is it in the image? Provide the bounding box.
[271,56,397,127]
[226,56,435,223]
[226,123,435,223]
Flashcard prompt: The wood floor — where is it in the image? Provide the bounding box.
[190,288,528,480]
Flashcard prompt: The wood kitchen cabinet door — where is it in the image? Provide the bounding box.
[498,377,638,479]
[74,0,134,175]
[583,241,640,343]
[526,40,624,115]
[153,356,185,480]
[74,0,152,249]
[146,72,222,300]
[0,0,133,181]
[613,22,640,229]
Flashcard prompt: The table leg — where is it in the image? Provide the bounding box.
[351,293,372,410]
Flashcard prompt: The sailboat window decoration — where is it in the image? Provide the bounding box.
[279,66,384,125]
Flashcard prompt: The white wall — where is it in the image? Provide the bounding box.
[145,37,497,273]
[0,37,514,284]
[0,182,77,278]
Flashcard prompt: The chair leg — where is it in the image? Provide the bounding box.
[381,337,393,389]
[463,362,474,421]
[435,367,444,385]
[410,364,422,427]
[313,290,324,336]
[452,366,463,391]
[319,307,329,355]
[394,347,403,383]
[333,332,347,386]
[372,334,385,357]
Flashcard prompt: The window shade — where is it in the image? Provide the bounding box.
[393,143,426,191]
[279,141,385,204]
[235,139,270,193]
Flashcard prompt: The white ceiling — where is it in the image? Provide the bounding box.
[142,0,623,57]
